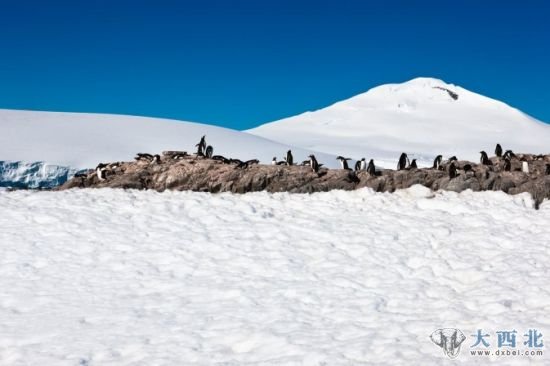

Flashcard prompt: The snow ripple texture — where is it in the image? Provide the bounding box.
[0,187,548,365]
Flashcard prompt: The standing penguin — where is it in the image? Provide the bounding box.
[504,158,512,172]
[285,150,294,166]
[448,162,459,179]
[205,145,213,158]
[360,158,367,170]
[355,158,366,172]
[309,154,320,173]
[271,157,277,165]
[480,151,492,165]
[495,143,503,158]
[198,135,207,151]
[409,159,418,169]
[522,161,529,174]
[336,156,352,170]
[367,159,376,176]
[397,153,409,171]
[432,155,443,170]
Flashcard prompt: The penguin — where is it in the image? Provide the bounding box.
[229,158,244,165]
[432,155,443,170]
[205,145,213,159]
[397,153,409,171]
[522,161,529,174]
[503,150,516,160]
[135,153,153,162]
[463,164,473,173]
[546,164,550,175]
[286,150,294,166]
[198,135,207,152]
[409,159,418,169]
[212,155,231,164]
[309,154,320,173]
[271,157,277,165]
[336,156,352,170]
[480,151,492,166]
[172,152,188,160]
[195,143,204,157]
[367,159,376,176]
[448,162,459,179]
[354,158,366,171]
[246,159,259,165]
[301,160,310,166]
[448,156,458,162]
[73,172,88,178]
[96,163,108,181]
[495,143,503,158]
[151,154,161,164]
[503,158,511,172]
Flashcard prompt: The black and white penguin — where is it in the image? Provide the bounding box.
[195,143,204,157]
[271,157,278,165]
[522,161,529,174]
[504,158,511,172]
[96,163,108,181]
[495,143,503,158]
[135,153,153,162]
[301,160,310,166]
[448,156,458,162]
[463,164,473,173]
[212,155,231,164]
[546,164,550,175]
[503,150,516,160]
[205,145,213,159]
[309,154,320,172]
[336,156,352,170]
[409,159,418,169]
[397,153,409,171]
[198,135,207,151]
[480,151,492,165]
[448,162,459,179]
[355,158,366,171]
[367,159,376,176]
[285,150,294,166]
[151,154,161,164]
[172,152,188,160]
[433,155,443,170]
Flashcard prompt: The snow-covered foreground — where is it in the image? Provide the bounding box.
[0,187,549,365]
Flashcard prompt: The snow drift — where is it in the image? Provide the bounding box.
[248,77,550,168]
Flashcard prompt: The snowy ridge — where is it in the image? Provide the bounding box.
[248,77,550,168]
[0,186,548,364]
[0,109,335,187]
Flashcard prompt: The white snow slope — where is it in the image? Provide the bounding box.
[1,187,548,365]
[248,77,550,168]
[0,109,334,187]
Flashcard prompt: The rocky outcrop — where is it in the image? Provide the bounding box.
[58,152,550,208]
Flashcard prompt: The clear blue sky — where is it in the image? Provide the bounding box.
[0,0,548,129]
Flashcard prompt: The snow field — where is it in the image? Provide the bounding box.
[0,187,549,365]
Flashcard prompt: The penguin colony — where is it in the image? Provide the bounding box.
[90,138,548,183]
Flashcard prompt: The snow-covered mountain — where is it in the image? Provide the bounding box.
[0,109,334,187]
[248,77,550,167]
